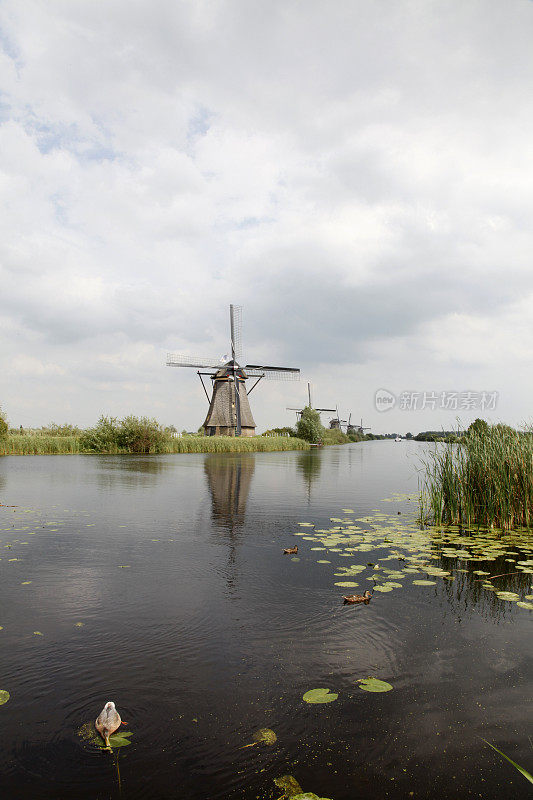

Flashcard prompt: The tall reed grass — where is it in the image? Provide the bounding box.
[420,425,533,529]
[0,433,309,455]
[161,435,310,453]
[0,435,81,455]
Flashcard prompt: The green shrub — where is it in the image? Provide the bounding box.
[296,407,325,444]
[79,415,166,454]
[0,408,7,441]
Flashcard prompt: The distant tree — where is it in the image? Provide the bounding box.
[295,406,325,444]
[405,432,413,439]
[467,418,489,437]
[0,407,7,440]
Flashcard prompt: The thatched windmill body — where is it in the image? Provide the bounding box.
[167,305,300,436]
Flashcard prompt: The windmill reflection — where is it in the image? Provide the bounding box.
[296,450,322,502]
[204,454,255,592]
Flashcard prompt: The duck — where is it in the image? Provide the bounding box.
[95,701,122,748]
[343,589,373,605]
[283,546,298,555]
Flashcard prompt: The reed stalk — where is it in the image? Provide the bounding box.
[420,425,533,529]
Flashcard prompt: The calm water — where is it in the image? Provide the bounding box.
[0,442,532,799]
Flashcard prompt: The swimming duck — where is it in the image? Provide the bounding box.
[95,701,122,748]
[343,590,373,605]
[283,546,298,554]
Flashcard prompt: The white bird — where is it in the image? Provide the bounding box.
[95,701,122,748]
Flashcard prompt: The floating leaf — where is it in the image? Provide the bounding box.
[358,678,393,693]
[33,631,43,636]
[516,601,533,610]
[20,581,32,585]
[292,794,333,800]
[412,580,436,586]
[496,591,520,601]
[303,688,338,704]
[374,585,393,592]
[273,775,303,796]
[253,727,277,745]
[334,582,359,587]
[75,622,84,627]
[0,690,10,705]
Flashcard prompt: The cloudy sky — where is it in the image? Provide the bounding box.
[1,0,532,434]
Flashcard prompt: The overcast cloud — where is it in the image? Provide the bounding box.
[1,0,533,433]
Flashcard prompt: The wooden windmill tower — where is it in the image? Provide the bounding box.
[329,406,348,431]
[287,382,336,422]
[166,305,300,436]
[346,414,371,435]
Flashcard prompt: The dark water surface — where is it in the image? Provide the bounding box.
[0,442,532,799]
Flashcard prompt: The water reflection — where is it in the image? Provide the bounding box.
[204,454,255,531]
[296,450,321,502]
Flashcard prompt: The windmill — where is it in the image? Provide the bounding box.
[329,406,348,431]
[287,382,336,422]
[346,415,371,435]
[166,305,300,436]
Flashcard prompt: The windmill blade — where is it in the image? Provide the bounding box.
[315,408,336,412]
[230,304,243,361]
[167,353,223,369]
[244,365,300,381]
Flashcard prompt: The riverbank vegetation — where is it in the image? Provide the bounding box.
[0,407,382,455]
[0,415,310,455]
[420,421,533,529]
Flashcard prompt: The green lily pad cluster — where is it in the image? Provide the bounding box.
[290,501,533,608]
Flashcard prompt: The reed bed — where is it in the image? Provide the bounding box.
[420,425,533,529]
[0,433,309,455]
[0,435,81,455]
[162,435,310,453]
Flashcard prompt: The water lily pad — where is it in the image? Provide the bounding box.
[412,580,436,585]
[253,727,277,745]
[496,591,520,601]
[0,690,10,705]
[374,585,393,592]
[358,677,393,692]
[98,733,132,749]
[274,775,303,796]
[33,631,43,636]
[303,688,338,704]
[516,602,533,610]
[292,795,333,800]
[334,582,359,587]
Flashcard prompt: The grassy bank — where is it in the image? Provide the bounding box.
[420,424,533,529]
[0,433,310,455]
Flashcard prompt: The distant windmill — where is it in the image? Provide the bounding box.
[287,382,336,422]
[328,406,348,431]
[166,305,300,436]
